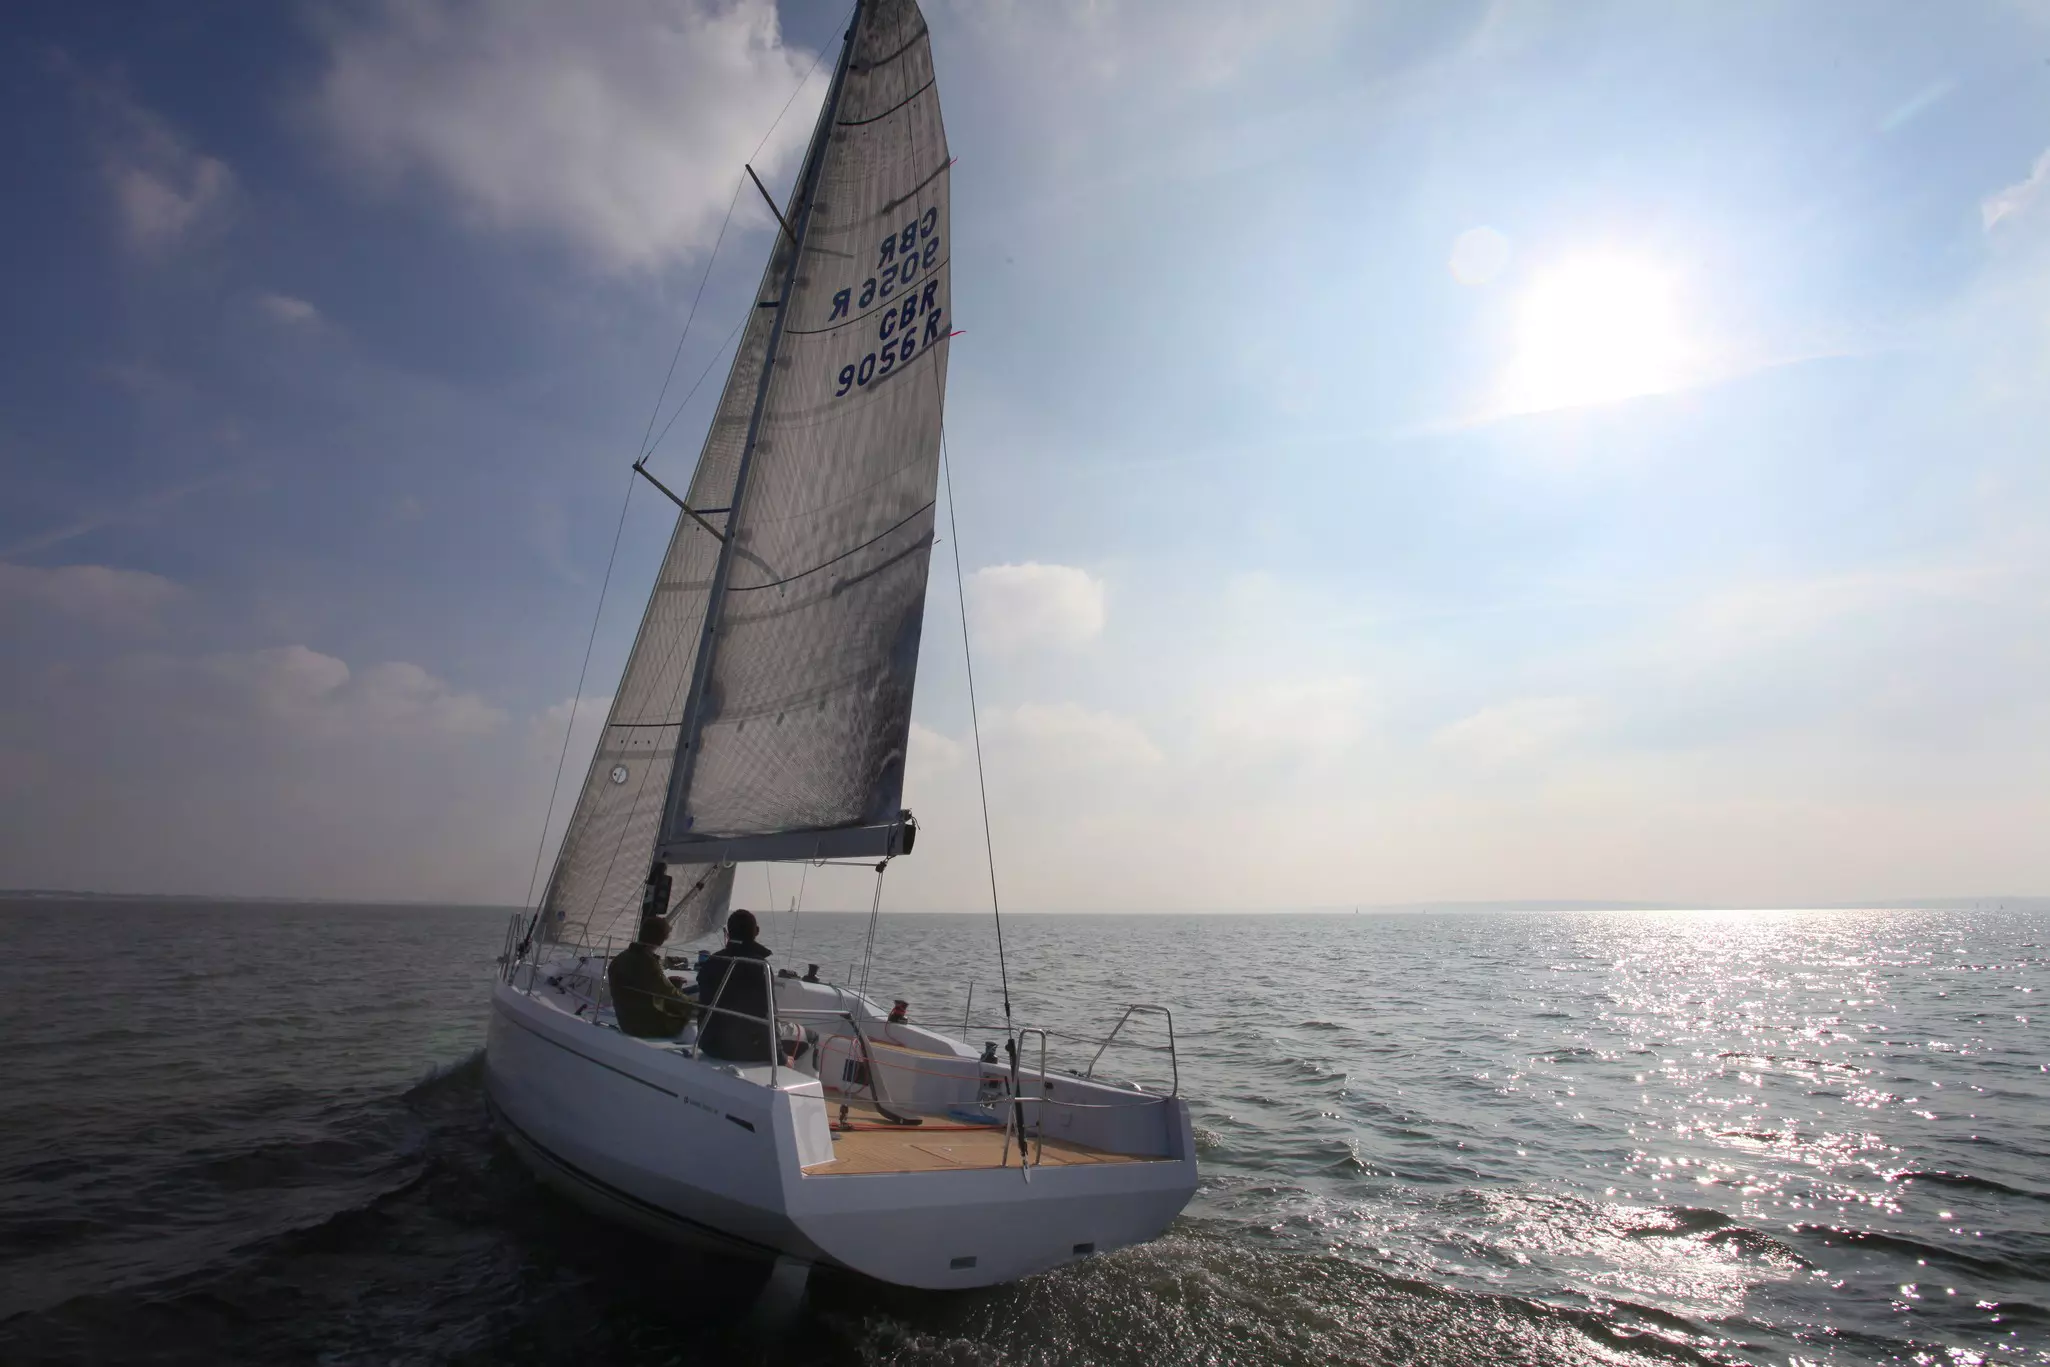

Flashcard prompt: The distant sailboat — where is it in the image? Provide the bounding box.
[484,0,1195,1290]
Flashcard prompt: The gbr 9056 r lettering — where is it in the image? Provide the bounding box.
[829,207,945,398]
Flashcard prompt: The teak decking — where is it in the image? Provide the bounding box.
[801,1102,1161,1176]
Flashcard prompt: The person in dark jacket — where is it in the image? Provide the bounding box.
[607,915,694,1039]
[696,908,775,1061]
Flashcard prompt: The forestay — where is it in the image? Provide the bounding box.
[661,0,951,863]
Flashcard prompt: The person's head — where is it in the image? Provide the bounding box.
[726,908,759,944]
[637,916,670,948]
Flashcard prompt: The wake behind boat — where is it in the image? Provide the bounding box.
[484,0,1196,1290]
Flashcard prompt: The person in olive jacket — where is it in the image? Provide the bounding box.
[607,914,695,1039]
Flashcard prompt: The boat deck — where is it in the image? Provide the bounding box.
[802,1102,1164,1176]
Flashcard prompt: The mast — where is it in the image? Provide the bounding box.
[657,2,867,856]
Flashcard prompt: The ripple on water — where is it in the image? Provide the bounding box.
[2,901,2046,1366]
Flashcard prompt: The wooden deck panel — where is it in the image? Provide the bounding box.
[801,1102,1163,1176]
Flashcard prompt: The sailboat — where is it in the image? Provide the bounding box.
[484,0,1197,1291]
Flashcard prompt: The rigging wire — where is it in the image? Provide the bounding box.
[520,468,637,925]
[940,430,1013,1028]
[636,184,741,460]
[640,315,747,462]
[520,166,748,938]
[857,860,890,1001]
[789,860,811,956]
[877,24,1011,1038]
[639,17,839,464]
[539,16,851,951]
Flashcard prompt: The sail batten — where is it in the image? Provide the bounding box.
[534,0,947,945]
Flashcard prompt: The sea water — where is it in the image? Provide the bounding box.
[1,900,2042,1365]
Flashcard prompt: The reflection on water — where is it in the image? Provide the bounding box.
[786,907,2046,1364]
[0,901,2041,1365]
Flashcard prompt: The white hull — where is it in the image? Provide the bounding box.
[483,974,1197,1289]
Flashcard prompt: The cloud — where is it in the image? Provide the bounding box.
[1982,148,2050,232]
[528,692,612,762]
[126,645,508,739]
[0,562,184,633]
[1879,77,1954,134]
[258,292,320,325]
[66,68,234,255]
[967,563,1106,652]
[907,721,962,775]
[1435,696,1591,767]
[1684,563,2002,658]
[962,0,1349,92]
[1,467,247,559]
[986,702,1161,769]
[1200,675,1373,760]
[311,0,818,272]
[0,639,527,901]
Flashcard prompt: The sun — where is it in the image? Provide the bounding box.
[1502,254,1690,414]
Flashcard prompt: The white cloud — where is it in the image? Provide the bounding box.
[1982,147,2050,232]
[312,0,817,272]
[132,645,508,739]
[1686,563,2000,657]
[1200,674,1372,760]
[0,562,183,632]
[528,692,613,764]
[907,721,962,775]
[964,0,1345,91]
[72,73,234,255]
[986,702,1161,769]
[0,640,528,901]
[352,660,507,735]
[967,562,1106,653]
[1,469,242,559]
[1435,696,1591,767]
[258,293,320,325]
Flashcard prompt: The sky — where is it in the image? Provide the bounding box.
[3,0,2049,912]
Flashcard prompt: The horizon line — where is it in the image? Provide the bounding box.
[4,889,2046,915]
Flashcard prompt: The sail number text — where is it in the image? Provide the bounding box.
[829,208,946,397]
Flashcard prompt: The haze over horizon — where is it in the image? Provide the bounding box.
[4,1,2048,914]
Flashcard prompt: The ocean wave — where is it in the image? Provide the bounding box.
[1790,1224,2031,1279]
[1894,1168,2050,1204]
[405,1047,486,1099]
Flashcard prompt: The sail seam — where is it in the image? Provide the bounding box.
[731,447,929,527]
[723,500,934,594]
[727,534,931,616]
[837,78,934,126]
[854,25,929,73]
[881,158,953,215]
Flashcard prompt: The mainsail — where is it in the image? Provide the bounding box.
[660,0,950,865]
[535,0,947,944]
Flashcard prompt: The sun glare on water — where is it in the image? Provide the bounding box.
[1502,255,1691,415]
